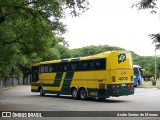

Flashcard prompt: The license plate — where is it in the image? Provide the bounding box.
[121,84,126,87]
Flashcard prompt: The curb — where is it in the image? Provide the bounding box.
[0,86,17,91]
[137,86,159,88]
[0,87,8,91]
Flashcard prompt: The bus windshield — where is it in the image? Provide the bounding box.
[134,68,139,74]
[133,65,144,86]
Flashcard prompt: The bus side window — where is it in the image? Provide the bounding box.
[94,58,106,70]
[63,63,68,71]
[49,64,53,72]
[57,62,68,72]
[81,60,93,71]
[53,64,58,72]
[69,61,80,71]
[49,64,57,72]
[44,65,48,73]
[57,64,63,72]
[40,65,45,73]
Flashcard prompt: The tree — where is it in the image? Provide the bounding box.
[149,33,160,49]
[69,45,160,78]
[56,45,71,59]
[0,0,89,55]
[133,0,158,13]
[0,0,89,83]
[42,48,61,61]
[133,0,160,47]
[133,0,160,79]
[70,45,124,57]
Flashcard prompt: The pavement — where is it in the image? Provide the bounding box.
[137,86,160,88]
[1,85,160,120]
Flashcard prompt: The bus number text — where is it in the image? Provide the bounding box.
[118,77,128,81]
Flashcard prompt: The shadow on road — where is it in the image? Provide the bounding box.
[32,94,130,103]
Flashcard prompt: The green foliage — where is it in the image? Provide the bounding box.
[57,45,71,59]
[133,0,160,50]
[132,0,160,78]
[42,48,61,61]
[70,45,124,57]
[69,45,160,77]
[1,0,159,82]
[41,45,71,61]
[133,0,158,13]
[149,33,160,49]
[0,0,89,81]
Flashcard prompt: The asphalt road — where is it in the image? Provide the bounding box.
[0,85,160,120]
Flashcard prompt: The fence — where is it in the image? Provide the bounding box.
[0,75,31,88]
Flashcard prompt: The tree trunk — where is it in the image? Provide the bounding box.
[23,76,25,85]
[4,77,7,87]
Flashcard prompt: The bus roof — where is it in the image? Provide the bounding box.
[32,51,130,66]
[133,65,141,68]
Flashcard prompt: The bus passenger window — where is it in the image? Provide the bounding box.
[49,64,53,72]
[58,64,63,72]
[81,60,93,71]
[40,65,45,73]
[63,64,68,71]
[90,62,94,69]
[94,58,106,70]
[53,64,57,72]
[49,64,57,72]
[69,61,80,71]
[57,63,68,72]
[81,62,88,70]
[44,65,48,73]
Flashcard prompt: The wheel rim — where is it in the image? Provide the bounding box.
[40,88,44,96]
[72,89,77,98]
[80,90,87,99]
[40,89,43,95]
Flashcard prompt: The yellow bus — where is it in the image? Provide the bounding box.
[31,51,134,99]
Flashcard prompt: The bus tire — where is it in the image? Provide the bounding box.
[71,88,79,99]
[80,88,88,100]
[40,87,45,96]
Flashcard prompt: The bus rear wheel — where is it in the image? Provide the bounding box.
[71,88,79,99]
[80,89,87,100]
[40,87,45,96]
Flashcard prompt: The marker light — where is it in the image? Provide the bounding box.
[128,85,134,89]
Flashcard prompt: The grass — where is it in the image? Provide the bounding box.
[138,80,160,88]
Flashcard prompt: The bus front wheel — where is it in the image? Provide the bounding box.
[40,87,45,96]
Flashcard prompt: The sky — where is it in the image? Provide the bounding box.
[62,0,160,56]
